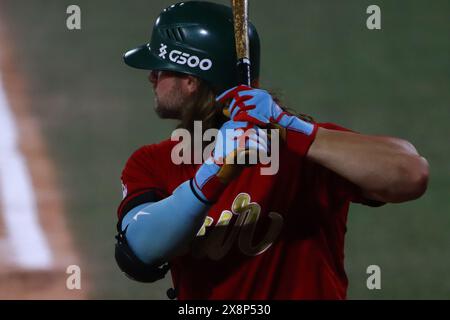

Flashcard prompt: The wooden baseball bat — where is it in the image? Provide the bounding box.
[231,0,251,86]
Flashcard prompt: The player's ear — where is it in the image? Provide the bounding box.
[185,75,200,94]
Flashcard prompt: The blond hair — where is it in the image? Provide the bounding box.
[178,80,228,134]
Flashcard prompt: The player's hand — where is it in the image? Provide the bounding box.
[217,85,315,137]
[192,120,269,203]
[217,85,276,126]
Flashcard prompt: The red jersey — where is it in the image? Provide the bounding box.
[117,123,380,300]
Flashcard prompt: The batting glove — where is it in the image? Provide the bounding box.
[217,85,319,158]
[191,120,269,204]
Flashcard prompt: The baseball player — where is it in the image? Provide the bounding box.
[115,1,429,299]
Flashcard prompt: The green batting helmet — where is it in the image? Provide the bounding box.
[123,1,260,94]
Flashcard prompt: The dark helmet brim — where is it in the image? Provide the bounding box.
[123,43,165,70]
[123,43,207,83]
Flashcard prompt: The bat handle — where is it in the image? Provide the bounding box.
[237,58,251,86]
[222,58,250,118]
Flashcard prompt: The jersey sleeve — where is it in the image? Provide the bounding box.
[317,122,385,207]
[117,142,173,220]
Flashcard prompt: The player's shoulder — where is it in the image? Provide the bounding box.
[122,138,177,176]
[128,138,178,161]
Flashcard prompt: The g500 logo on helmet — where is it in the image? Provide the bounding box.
[159,43,212,71]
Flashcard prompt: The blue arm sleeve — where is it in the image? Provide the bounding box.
[120,180,209,265]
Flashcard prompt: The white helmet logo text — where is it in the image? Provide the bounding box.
[159,43,212,71]
[158,43,167,59]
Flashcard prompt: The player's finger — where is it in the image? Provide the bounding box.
[246,131,268,152]
[257,128,271,151]
[234,112,269,127]
[246,141,268,158]
[216,85,252,103]
[235,148,260,166]
[229,95,253,115]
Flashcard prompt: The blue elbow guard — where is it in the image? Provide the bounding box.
[120,180,209,266]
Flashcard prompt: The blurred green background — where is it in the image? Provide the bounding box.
[1,0,448,299]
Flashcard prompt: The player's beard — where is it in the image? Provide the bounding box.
[154,80,188,120]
